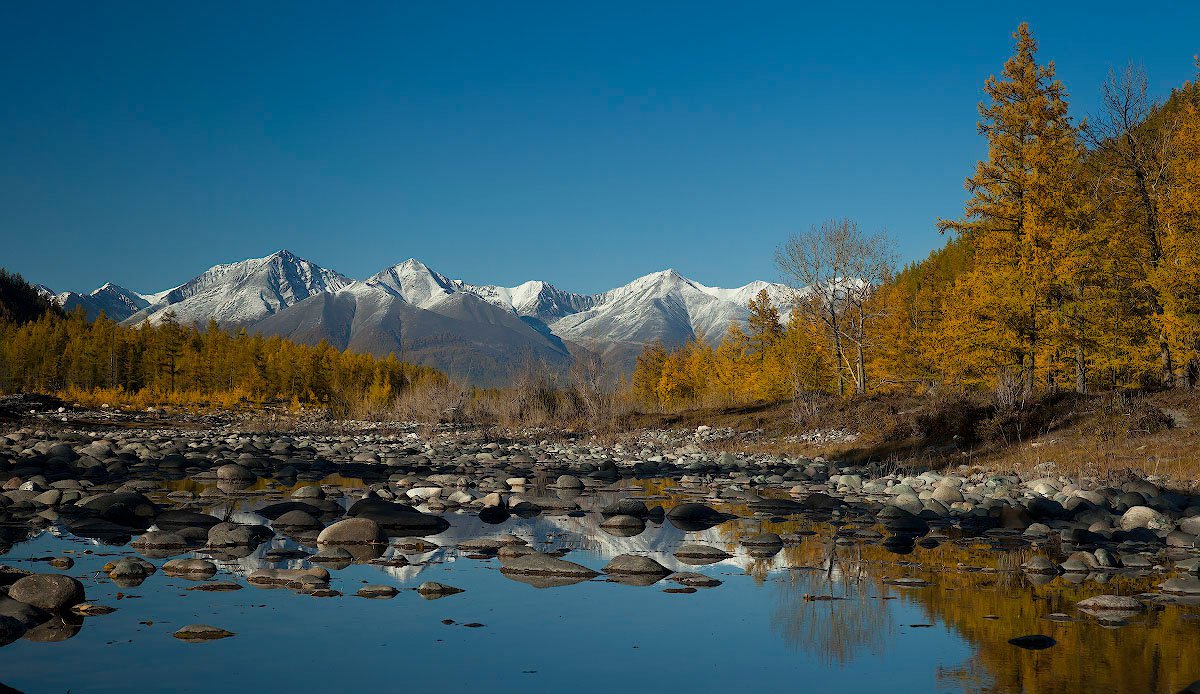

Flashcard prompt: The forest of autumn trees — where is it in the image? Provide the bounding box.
[632,24,1200,411]
[0,281,443,413]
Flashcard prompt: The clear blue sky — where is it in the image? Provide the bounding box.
[3,2,1198,295]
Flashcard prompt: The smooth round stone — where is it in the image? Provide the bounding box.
[8,574,85,611]
[357,585,399,599]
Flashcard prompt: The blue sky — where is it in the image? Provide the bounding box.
[3,2,1198,295]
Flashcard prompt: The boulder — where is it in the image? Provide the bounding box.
[603,554,670,576]
[317,517,384,545]
[357,584,399,599]
[162,559,217,578]
[1076,595,1145,612]
[8,574,85,611]
[674,544,731,565]
[499,553,598,578]
[416,582,465,598]
[1119,505,1173,532]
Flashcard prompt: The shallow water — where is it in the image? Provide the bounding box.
[2,478,1199,693]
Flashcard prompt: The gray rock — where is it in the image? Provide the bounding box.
[174,624,235,641]
[162,559,217,578]
[674,544,731,565]
[499,553,598,578]
[208,522,274,547]
[1076,595,1144,612]
[215,464,255,482]
[603,554,670,576]
[667,572,722,588]
[1119,505,1173,532]
[416,582,465,598]
[357,584,399,599]
[8,573,85,611]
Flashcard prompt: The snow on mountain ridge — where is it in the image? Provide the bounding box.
[123,249,350,326]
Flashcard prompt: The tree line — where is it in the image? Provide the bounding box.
[632,24,1200,410]
[0,279,443,413]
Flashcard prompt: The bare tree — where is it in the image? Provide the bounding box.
[1082,63,1177,385]
[775,218,895,395]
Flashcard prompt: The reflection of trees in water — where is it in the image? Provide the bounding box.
[768,539,891,666]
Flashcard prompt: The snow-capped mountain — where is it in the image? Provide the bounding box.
[45,249,798,383]
[362,259,596,323]
[54,283,151,321]
[548,269,796,372]
[123,250,350,326]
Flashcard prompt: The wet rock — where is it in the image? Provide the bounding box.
[499,553,599,579]
[162,559,217,579]
[799,492,843,510]
[215,464,255,483]
[878,506,929,533]
[1076,595,1145,612]
[208,522,274,548]
[78,492,157,529]
[552,475,584,490]
[393,537,439,553]
[1161,575,1200,596]
[71,603,116,616]
[345,498,450,536]
[1021,556,1060,575]
[458,538,503,554]
[248,567,331,588]
[174,624,235,641]
[603,554,670,576]
[667,572,722,588]
[1008,634,1056,650]
[674,544,731,565]
[307,547,354,569]
[317,517,384,545]
[478,505,510,524]
[8,573,85,611]
[601,498,648,517]
[600,514,645,535]
[292,485,325,499]
[131,530,188,551]
[357,584,399,599]
[416,582,465,598]
[105,556,156,581]
[153,510,222,533]
[666,503,724,522]
[48,557,74,570]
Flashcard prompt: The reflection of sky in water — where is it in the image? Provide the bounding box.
[2,480,1199,692]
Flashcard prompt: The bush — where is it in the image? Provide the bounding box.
[909,390,989,446]
[1084,392,1172,441]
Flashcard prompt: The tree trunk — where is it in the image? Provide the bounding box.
[1075,344,1086,394]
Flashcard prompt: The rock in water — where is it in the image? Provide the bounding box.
[603,554,670,576]
[1076,595,1145,612]
[174,624,235,641]
[316,517,384,545]
[674,544,731,565]
[162,559,218,578]
[1008,635,1056,650]
[357,585,399,599]
[416,582,465,598]
[499,553,598,578]
[8,574,85,611]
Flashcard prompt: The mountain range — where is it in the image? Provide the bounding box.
[40,250,797,385]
